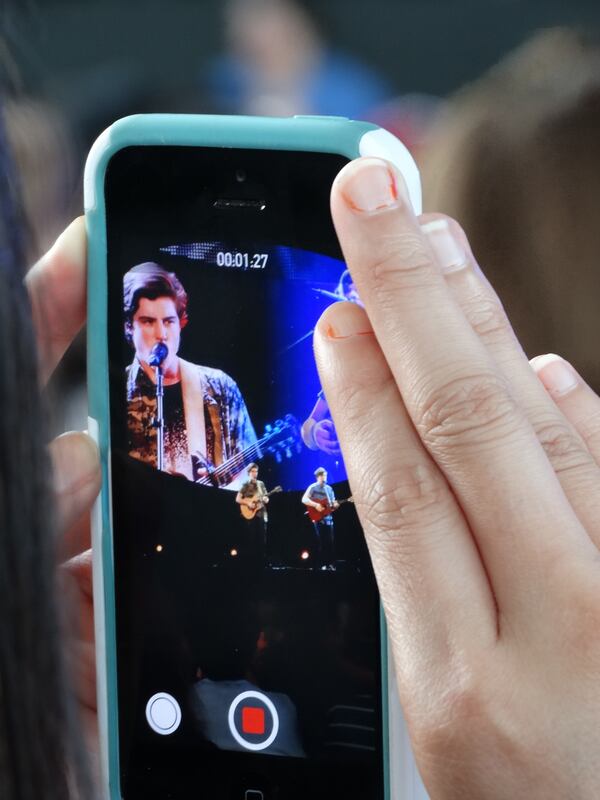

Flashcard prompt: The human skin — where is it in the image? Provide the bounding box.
[28,162,600,797]
[236,467,269,508]
[130,295,182,382]
[25,216,102,772]
[314,157,600,799]
[26,218,101,558]
[312,418,340,454]
[301,396,341,455]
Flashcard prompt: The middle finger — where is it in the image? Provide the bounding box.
[422,214,600,548]
[330,157,594,618]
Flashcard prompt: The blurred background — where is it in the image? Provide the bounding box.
[10,1,600,166]
[4,0,600,431]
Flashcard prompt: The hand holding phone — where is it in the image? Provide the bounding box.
[315,151,600,800]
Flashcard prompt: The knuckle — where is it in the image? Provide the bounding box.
[577,408,600,455]
[408,668,489,760]
[333,372,394,431]
[534,418,593,475]
[559,614,600,687]
[416,373,520,450]
[556,569,600,663]
[462,294,510,345]
[409,665,538,783]
[566,604,600,658]
[360,461,449,540]
[332,382,369,424]
[371,231,436,290]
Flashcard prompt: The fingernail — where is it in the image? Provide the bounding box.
[322,302,374,340]
[51,431,100,495]
[341,158,406,214]
[421,219,467,273]
[531,354,578,397]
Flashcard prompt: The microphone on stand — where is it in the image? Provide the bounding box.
[149,342,168,472]
[148,342,168,367]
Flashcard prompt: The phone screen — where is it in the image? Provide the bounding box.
[105,146,385,799]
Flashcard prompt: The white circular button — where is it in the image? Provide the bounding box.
[145,692,182,735]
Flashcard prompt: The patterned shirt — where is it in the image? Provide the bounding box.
[126,359,257,485]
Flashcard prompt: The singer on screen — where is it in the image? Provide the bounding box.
[124,262,257,486]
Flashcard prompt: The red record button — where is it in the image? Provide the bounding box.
[228,690,279,751]
[242,706,266,735]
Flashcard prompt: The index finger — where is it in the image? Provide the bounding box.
[330,158,593,620]
[25,217,87,384]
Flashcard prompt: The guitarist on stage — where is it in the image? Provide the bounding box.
[236,463,269,565]
[302,467,339,571]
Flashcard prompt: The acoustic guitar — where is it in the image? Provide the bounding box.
[306,496,354,523]
[191,414,300,488]
[240,486,282,520]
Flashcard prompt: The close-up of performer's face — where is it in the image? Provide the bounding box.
[130,295,182,373]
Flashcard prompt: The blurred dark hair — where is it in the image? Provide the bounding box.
[123,262,189,342]
[422,27,600,388]
[0,104,93,798]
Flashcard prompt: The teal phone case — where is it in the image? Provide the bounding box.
[84,113,423,800]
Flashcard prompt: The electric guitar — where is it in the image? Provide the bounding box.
[240,486,282,520]
[306,496,354,523]
[191,414,300,488]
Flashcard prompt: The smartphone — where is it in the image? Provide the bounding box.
[85,114,427,800]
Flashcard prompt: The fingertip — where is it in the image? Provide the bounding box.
[62,548,94,589]
[28,216,87,282]
[49,216,87,270]
[419,212,489,285]
[530,352,565,370]
[316,300,373,342]
[50,430,101,498]
[332,156,411,216]
[420,212,471,258]
[26,217,88,383]
[530,353,579,398]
